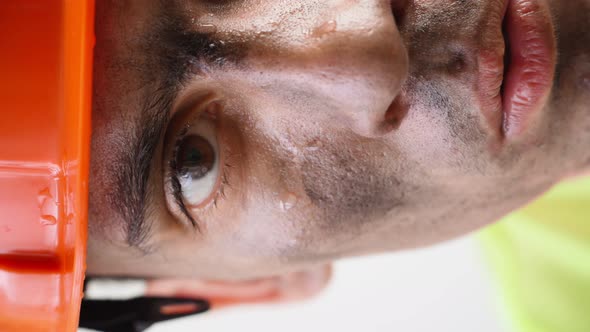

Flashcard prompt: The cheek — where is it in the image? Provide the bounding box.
[394,78,490,173]
[234,213,302,256]
[395,105,467,175]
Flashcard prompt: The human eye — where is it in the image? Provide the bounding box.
[172,117,220,207]
[164,99,227,228]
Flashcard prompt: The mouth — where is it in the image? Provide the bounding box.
[478,0,557,139]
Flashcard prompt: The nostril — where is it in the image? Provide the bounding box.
[391,0,409,27]
[382,94,410,133]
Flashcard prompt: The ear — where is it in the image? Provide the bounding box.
[145,265,332,309]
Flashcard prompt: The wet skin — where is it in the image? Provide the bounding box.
[89,0,590,281]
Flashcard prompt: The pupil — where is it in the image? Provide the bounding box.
[177,135,215,179]
[185,148,202,164]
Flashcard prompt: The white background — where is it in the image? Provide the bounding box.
[141,235,508,332]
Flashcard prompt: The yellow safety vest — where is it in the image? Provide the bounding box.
[481,177,590,332]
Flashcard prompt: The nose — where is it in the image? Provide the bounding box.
[234,0,410,137]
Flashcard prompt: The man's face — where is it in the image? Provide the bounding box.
[89,0,590,279]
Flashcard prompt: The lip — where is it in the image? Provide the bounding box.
[478,0,557,139]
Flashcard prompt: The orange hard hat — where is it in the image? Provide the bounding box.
[0,1,94,331]
[0,2,208,332]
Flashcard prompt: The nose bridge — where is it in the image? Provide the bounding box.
[305,0,406,80]
[240,0,409,136]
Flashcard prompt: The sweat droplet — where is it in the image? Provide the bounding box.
[311,20,337,38]
[305,138,324,152]
[279,192,298,211]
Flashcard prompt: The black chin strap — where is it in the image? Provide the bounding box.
[79,278,210,332]
[79,296,210,332]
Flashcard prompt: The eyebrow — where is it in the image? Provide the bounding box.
[111,7,246,251]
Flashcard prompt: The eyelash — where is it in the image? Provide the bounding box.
[168,123,233,230]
